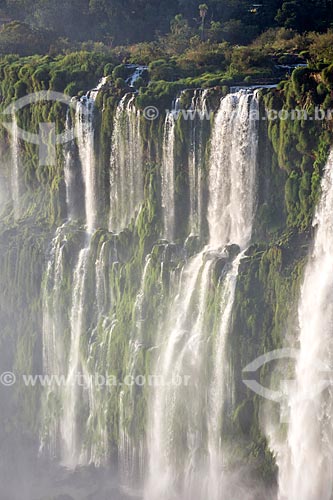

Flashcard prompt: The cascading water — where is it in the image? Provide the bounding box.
[145,90,259,500]
[118,255,151,489]
[60,88,99,466]
[118,250,165,492]
[84,239,118,467]
[41,224,69,458]
[60,79,110,466]
[271,151,333,500]
[63,111,76,220]
[43,77,147,469]
[10,115,21,219]
[41,80,108,467]
[126,65,148,88]
[95,241,111,316]
[161,106,177,241]
[188,89,209,236]
[208,92,258,249]
[109,93,144,233]
[75,80,104,233]
[40,85,261,492]
[61,247,90,467]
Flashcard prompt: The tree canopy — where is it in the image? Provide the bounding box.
[0,0,333,53]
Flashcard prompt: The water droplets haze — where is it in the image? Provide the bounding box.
[269,150,333,500]
[40,84,263,499]
[145,90,259,500]
[10,115,21,219]
[161,110,176,241]
[109,94,144,232]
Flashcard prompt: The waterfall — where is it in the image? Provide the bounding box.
[273,151,333,500]
[161,109,176,241]
[40,79,109,466]
[118,253,154,491]
[109,94,144,233]
[61,246,90,467]
[206,253,243,500]
[145,90,259,500]
[43,81,143,468]
[10,116,21,219]
[76,79,104,233]
[126,65,148,87]
[95,241,111,315]
[39,85,260,486]
[188,89,209,236]
[208,92,258,249]
[84,239,117,467]
[59,79,108,464]
[41,224,69,458]
[63,111,76,220]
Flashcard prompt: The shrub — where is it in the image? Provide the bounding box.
[112,64,128,80]
[115,77,126,89]
[14,80,27,98]
[104,63,114,77]
[148,59,176,81]
[64,81,80,96]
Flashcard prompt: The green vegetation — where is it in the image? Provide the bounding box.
[1,0,333,48]
[1,0,333,487]
[0,0,332,58]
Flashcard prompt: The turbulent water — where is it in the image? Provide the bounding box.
[5,56,333,500]
[188,89,208,236]
[76,95,98,234]
[10,115,21,219]
[41,82,108,466]
[17,83,266,499]
[61,246,90,467]
[63,111,77,220]
[161,108,177,241]
[270,151,333,500]
[109,93,144,232]
[145,90,259,500]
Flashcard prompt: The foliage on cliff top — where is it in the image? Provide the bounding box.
[2,0,333,48]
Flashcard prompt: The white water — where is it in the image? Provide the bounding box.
[273,151,333,500]
[161,110,176,241]
[208,92,258,249]
[126,65,148,87]
[145,90,259,500]
[118,253,154,491]
[95,241,110,315]
[59,80,107,464]
[89,76,108,101]
[76,79,105,233]
[109,94,144,232]
[84,240,117,467]
[61,246,90,467]
[41,224,69,458]
[64,111,76,219]
[44,88,166,470]
[188,90,209,236]
[39,87,261,486]
[206,252,243,500]
[11,116,21,219]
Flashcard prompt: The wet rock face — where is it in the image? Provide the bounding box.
[225,243,241,260]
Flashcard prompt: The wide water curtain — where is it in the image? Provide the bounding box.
[145,90,259,500]
[273,150,333,500]
[40,85,260,498]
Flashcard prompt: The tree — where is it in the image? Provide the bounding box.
[199,3,208,40]
[163,14,193,54]
[275,0,333,31]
